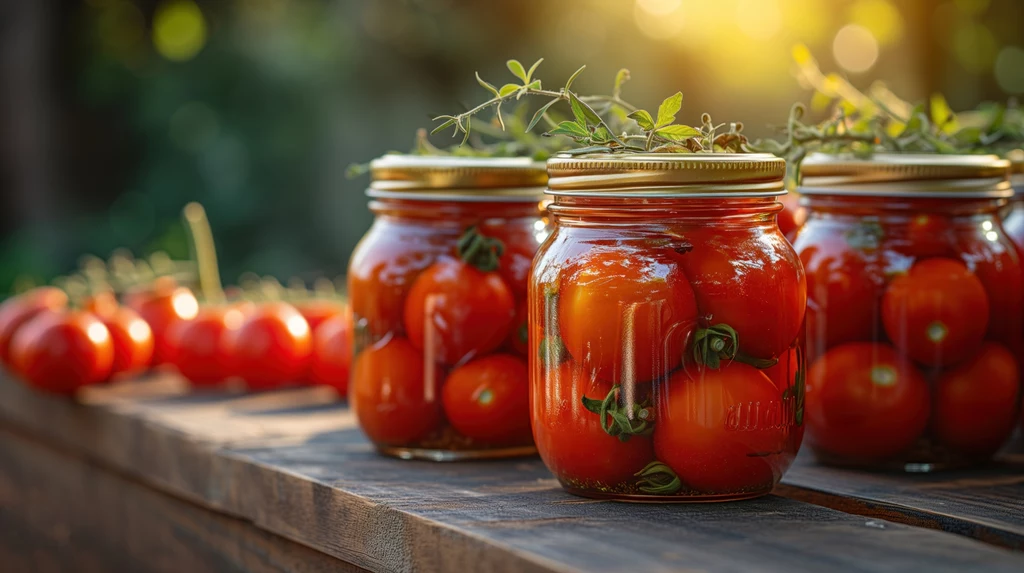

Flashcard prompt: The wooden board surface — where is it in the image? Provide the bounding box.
[1,372,1024,573]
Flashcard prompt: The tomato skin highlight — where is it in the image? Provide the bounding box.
[558,247,698,383]
[129,284,199,366]
[403,258,515,366]
[655,363,790,494]
[168,306,248,385]
[0,287,68,365]
[351,336,441,445]
[806,342,930,461]
[882,258,989,368]
[442,354,531,445]
[532,359,655,489]
[310,312,353,394]
[933,342,1020,457]
[222,302,312,390]
[99,306,154,377]
[10,310,114,394]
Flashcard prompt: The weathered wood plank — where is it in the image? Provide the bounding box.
[1,373,1024,573]
[0,424,365,573]
[781,453,1024,550]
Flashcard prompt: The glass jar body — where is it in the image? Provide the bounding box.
[530,195,807,501]
[348,197,544,460]
[793,193,1023,471]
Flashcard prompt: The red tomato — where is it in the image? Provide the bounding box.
[351,336,441,445]
[10,310,114,393]
[98,306,154,377]
[222,302,312,390]
[558,247,698,383]
[168,306,248,385]
[533,359,654,488]
[677,228,806,361]
[777,192,806,239]
[310,311,353,393]
[128,282,199,365]
[442,354,531,445]
[895,213,955,258]
[655,363,789,494]
[293,299,346,333]
[403,258,515,366]
[806,342,930,461]
[933,342,1020,456]
[967,244,1023,354]
[480,222,540,300]
[0,287,68,364]
[83,290,120,318]
[882,258,989,367]
[765,346,801,393]
[506,299,529,357]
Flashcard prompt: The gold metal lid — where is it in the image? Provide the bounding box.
[368,155,548,202]
[545,153,787,198]
[799,153,1012,198]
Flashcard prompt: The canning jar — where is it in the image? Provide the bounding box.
[531,154,807,502]
[348,156,546,460]
[1003,150,1024,256]
[794,153,1021,471]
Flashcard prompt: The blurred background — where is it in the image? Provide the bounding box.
[0,0,1022,294]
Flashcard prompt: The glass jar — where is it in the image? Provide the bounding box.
[1003,150,1024,257]
[794,153,1021,471]
[348,156,547,460]
[531,154,807,502]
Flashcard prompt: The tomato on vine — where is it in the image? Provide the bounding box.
[168,305,249,385]
[0,287,68,364]
[310,311,353,393]
[442,354,531,445]
[10,310,114,394]
[97,306,154,377]
[222,302,312,390]
[294,298,347,333]
[127,278,199,366]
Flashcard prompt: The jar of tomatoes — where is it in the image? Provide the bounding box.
[1003,150,1024,255]
[348,155,546,460]
[794,153,1021,471]
[531,154,806,501]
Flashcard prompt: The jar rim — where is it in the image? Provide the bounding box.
[799,153,1012,198]
[369,154,548,197]
[545,153,786,198]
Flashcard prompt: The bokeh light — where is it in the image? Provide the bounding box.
[832,24,879,73]
[847,0,903,45]
[637,0,683,16]
[952,21,998,73]
[153,0,208,62]
[994,46,1024,94]
[736,0,782,40]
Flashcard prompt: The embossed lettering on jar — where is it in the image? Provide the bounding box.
[530,154,807,501]
[793,153,1022,471]
[348,156,548,460]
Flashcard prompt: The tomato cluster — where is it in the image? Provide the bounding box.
[531,222,807,499]
[795,205,1023,467]
[348,213,541,456]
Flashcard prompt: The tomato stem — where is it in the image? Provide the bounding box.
[691,323,778,369]
[581,385,653,441]
[634,461,682,495]
[183,203,225,304]
[456,226,505,272]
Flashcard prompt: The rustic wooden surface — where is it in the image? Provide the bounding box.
[1,372,1023,573]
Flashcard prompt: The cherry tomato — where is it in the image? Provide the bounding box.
[933,342,1020,457]
[677,228,806,361]
[10,310,114,393]
[967,244,1023,354]
[894,213,955,258]
[98,306,154,377]
[480,221,540,300]
[442,354,530,445]
[83,290,119,317]
[777,192,806,239]
[506,299,529,357]
[806,342,930,461]
[533,359,654,488]
[559,247,698,383]
[127,281,199,365]
[222,302,312,390]
[655,363,789,494]
[310,311,353,393]
[293,299,346,333]
[403,258,515,366]
[0,287,68,364]
[168,306,248,385]
[882,258,989,367]
[351,336,441,445]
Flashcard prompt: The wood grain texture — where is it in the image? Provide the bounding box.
[1,373,1024,573]
[781,453,1024,550]
[0,424,365,573]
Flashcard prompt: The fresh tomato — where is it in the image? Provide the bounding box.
[532,359,654,489]
[655,363,789,494]
[351,336,441,445]
[10,310,114,393]
[98,306,154,377]
[933,342,1020,456]
[293,298,347,333]
[222,302,312,390]
[506,299,529,357]
[168,305,248,385]
[558,247,698,383]
[310,311,353,393]
[806,342,930,461]
[83,290,119,318]
[127,280,199,366]
[882,257,989,367]
[676,228,806,361]
[442,354,531,445]
[403,257,515,366]
[0,287,68,364]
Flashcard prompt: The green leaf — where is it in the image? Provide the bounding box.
[564,65,586,92]
[430,116,458,136]
[506,59,527,83]
[656,92,683,128]
[499,83,520,97]
[475,72,499,98]
[953,126,983,146]
[546,120,590,139]
[460,116,472,146]
[592,126,614,143]
[527,98,561,132]
[930,93,959,134]
[524,80,542,90]
[569,93,601,128]
[655,124,701,142]
[628,110,655,131]
[613,68,630,98]
[526,58,544,82]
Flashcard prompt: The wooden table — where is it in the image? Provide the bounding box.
[1,372,1022,573]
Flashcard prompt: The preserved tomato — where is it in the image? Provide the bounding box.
[531,154,804,501]
[793,154,1022,470]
